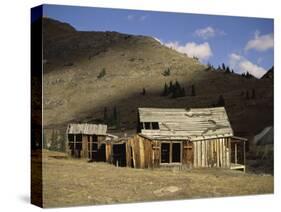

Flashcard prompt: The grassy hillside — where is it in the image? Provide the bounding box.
[42,18,273,139]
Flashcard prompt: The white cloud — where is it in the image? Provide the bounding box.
[127,15,134,21]
[164,41,213,61]
[139,15,148,21]
[194,26,226,40]
[229,53,266,78]
[127,14,148,22]
[245,31,274,52]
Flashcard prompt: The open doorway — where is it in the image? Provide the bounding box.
[97,143,106,162]
[113,143,126,167]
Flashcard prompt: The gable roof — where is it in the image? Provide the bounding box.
[138,107,233,141]
[66,123,107,135]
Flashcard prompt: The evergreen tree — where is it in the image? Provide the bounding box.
[191,84,196,96]
[181,87,186,97]
[222,63,226,70]
[246,90,250,100]
[50,129,58,151]
[252,89,256,99]
[169,81,174,94]
[142,88,146,96]
[113,106,118,122]
[103,107,108,122]
[226,66,230,73]
[162,82,169,96]
[162,67,171,76]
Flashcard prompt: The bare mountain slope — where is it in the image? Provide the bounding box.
[42,18,273,138]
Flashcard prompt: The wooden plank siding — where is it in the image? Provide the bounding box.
[127,136,231,169]
[193,138,231,168]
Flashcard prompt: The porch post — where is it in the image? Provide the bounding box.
[234,143,237,164]
[243,140,246,172]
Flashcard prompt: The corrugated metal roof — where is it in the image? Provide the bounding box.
[138,107,233,141]
[66,123,107,135]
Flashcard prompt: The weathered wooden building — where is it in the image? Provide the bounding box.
[66,123,114,162]
[126,107,246,171]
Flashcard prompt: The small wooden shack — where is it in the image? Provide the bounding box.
[126,107,247,171]
[66,123,113,162]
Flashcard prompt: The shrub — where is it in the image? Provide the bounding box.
[191,85,196,96]
[142,88,146,96]
[97,68,106,79]
[162,68,171,76]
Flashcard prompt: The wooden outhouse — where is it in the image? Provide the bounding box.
[66,123,112,162]
[127,107,247,171]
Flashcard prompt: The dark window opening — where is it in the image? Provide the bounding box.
[75,142,82,150]
[92,135,98,142]
[144,122,151,129]
[161,143,170,163]
[152,122,159,129]
[68,134,74,141]
[76,134,82,142]
[139,122,144,130]
[172,143,181,162]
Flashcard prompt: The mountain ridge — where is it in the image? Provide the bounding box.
[41,18,273,139]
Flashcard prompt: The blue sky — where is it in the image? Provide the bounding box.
[42,4,274,78]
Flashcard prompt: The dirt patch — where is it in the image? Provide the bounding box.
[40,150,273,208]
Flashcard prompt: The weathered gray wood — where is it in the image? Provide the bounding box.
[202,141,205,167]
[227,138,230,168]
[67,123,107,135]
[235,143,237,164]
[193,142,197,168]
[197,141,199,167]
[219,139,222,167]
[216,139,219,167]
[139,138,145,168]
[138,107,234,141]
[243,140,246,172]
[222,139,225,168]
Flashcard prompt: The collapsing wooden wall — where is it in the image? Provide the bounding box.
[193,138,231,168]
[127,135,156,169]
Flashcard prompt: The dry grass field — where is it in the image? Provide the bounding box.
[38,150,273,208]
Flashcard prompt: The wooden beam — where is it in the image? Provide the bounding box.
[193,142,197,168]
[243,140,246,172]
[219,139,223,167]
[235,143,237,164]
[89,135,92,160]
[216,139,219,167]
[202,141,205,167]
